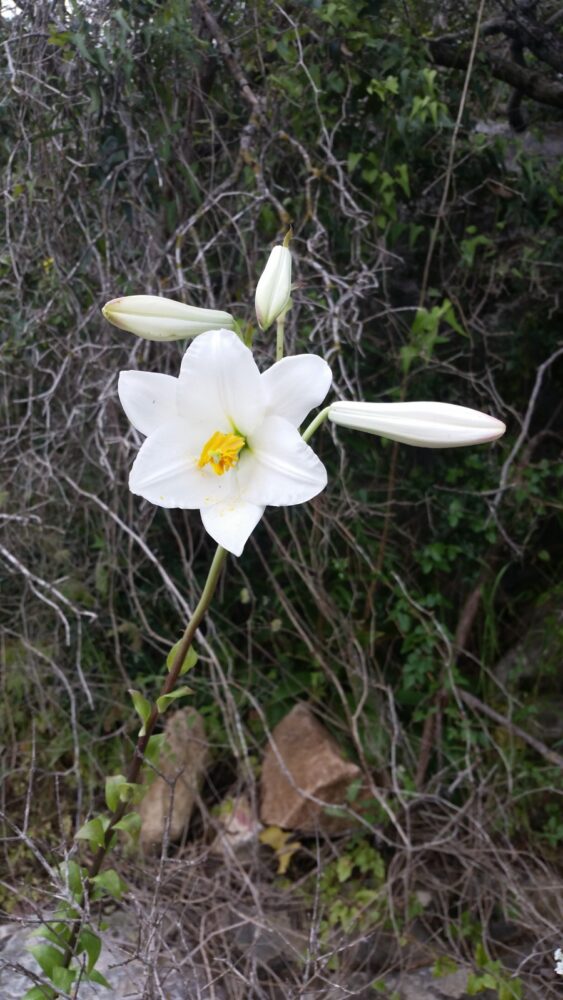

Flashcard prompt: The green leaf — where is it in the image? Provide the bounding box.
[114,811,141,839]
[105,773,128,812]
[156,685,192,714]
[64,859,84,898]
[128,689,152,735]
[336,856,352,883]
[90,868,127,900]
[77,927,101,973]
[166,641,198,676]
[75,817,106,849]
[22,988,56,1000]
[28,943,64,977]
[433,955,458,977]
[86,968,112,988]
[144,733,166,766]
[51,966,76,991]
[31,922,68,949]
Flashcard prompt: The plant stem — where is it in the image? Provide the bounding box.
[301,405,330,443]
[60,545,228,976]
[276,313,285,361]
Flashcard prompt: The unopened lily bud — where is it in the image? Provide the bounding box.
[255,245,292,331]
[329,401,505,448]
[102,295,235,341]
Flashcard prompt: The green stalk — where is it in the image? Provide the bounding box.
[301,405,330,443]
[59,545,228,978]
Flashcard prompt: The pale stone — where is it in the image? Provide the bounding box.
[259,703,361,832]
[139,707,208,850]
[210,794,262,858]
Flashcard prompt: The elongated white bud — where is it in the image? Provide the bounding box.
[328,401,505,448]
[255,246,292,331]
[102,295,235,341]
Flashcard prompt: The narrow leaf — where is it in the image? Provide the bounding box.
[77,927,101,973]
[86,968,112,988]
[75,817,105,849]
[90,868,126,900]
[105,773,127,813]
[166,641,198,676]
[28,943,64,978]
[51,966,76,991]
[114,811,141,839]
[156,685,192,714]
[128,688,152,735]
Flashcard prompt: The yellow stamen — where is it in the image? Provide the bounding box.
[198,430,246,476]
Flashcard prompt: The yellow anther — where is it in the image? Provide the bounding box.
[198,430,246,476]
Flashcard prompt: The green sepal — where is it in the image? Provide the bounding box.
[156,685,192,714]
[77,927,102,973]
[90,868,127,900]
[128,688,152,735]
[166,641,198,676]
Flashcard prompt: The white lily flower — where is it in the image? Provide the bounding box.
[103,294,235,341]
[118,329,332,555]
[255,245,292,331]
[328,401,505,448]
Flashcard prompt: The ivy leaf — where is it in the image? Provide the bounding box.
[128,688,152,735]
[105,773,128,812]
[166,641,198,676]
[75,817,106,850]
[156,686,192,714]
[77,927,101,973]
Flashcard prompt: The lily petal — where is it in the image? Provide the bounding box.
[129,418,237,508]
[118,371,178,437]
[242,415,327,506]
[329,401,506,448]
[262,355,332,427]
[178,329,266,436]
[201,498,265,556]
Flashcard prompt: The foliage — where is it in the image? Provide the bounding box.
[1,0,562,995]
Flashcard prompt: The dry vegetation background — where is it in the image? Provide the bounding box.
[1,0,563,997]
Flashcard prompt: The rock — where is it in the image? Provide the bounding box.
[210,794,262,858]
[139,707,208,851]
[260,703,361,832]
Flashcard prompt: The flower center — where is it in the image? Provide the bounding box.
[197,430,246,476]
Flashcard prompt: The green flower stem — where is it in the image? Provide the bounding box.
[60,545,228,976]
[276,313,285,362]
[301,405,330,443]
